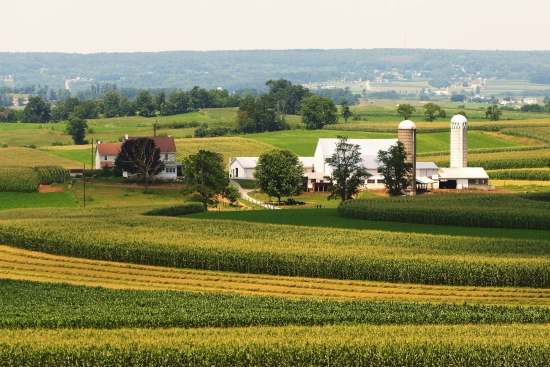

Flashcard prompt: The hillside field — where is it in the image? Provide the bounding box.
[1,108,550,365]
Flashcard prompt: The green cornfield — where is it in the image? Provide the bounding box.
[337,193,550,231]
[0,166,69,192]
[1,205,550,287]
[33,166,70,185]
[501,126,550,144]
[1,324,550,366]
[4,279,550,329]
[488,169,550,181]
[0,167,39,192]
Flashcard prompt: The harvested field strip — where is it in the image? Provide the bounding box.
[1,245,550,306]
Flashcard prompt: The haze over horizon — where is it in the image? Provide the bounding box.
[1,0,549,54]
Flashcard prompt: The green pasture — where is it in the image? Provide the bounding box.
[0,192,75,210]
[245,130,397,156]
[69,182,186,207]
[244,129,524,156]
[0,122,73,147]
[46,148,95,165]
[417,131,522,153]
[189,207,550,242]
[482,79,550,95]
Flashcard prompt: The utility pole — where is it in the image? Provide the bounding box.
[91,138,94,178]
[83,164,86,208]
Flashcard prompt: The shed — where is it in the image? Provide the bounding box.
[438,167,489,189]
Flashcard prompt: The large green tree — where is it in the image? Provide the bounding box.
[237,94,285,133]
[66,106,88,145]
[325,136,371,202]
[422,103,445,122]
[182,150,229,208]
[266,78,312,121]
[485,105,502,121]
[114,138,164,192]
[135,90,155,117]
[340,99,351,122]
[396,104,416,120]
[23,96,51,123]
[301,96,338,130]
[103,90,120,118]
[377,141,413,196]
[254,149,304,204]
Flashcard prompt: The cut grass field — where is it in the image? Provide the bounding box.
[0,192,75,210]
[1,245,549,306]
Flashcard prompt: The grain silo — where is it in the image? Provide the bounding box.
[398,120,416,195]
[450,114,468,168]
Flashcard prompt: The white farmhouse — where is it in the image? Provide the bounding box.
[95,135,181,179]
[95,142,121,169]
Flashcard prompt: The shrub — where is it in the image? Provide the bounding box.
[143,203,206,217]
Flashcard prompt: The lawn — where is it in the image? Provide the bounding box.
[188,207,550,242]
[0,192,75,210]
[232,179,256,189]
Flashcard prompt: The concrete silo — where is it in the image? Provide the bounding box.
[450,114,468,168]
[398,120,416,195]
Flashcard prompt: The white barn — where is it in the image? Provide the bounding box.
[229,138,430,191]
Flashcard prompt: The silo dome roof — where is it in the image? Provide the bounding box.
[398,120,416,130]
[451,114,468,123]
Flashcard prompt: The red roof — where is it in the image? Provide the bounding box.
[99,162,114,168]
[123,136,176,153]
[96,143,122,155]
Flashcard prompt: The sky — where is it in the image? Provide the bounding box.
[1,0,549,53]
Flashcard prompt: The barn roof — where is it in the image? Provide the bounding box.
[439,167,489,179]
[299,157,315,167]
[96,143,121,155]
[232,157,259,168]
[123,136,177,152]
[417,162,438,169]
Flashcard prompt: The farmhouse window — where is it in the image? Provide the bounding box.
[104,155,107,160]
[165,153,168,160]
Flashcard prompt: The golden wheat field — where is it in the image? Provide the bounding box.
[0,147,80,168]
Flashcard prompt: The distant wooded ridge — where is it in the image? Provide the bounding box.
[1,49,550,91]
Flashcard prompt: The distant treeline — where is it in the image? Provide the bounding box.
[2,49,550,91]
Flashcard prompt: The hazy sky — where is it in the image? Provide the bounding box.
[1,0,549,53]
